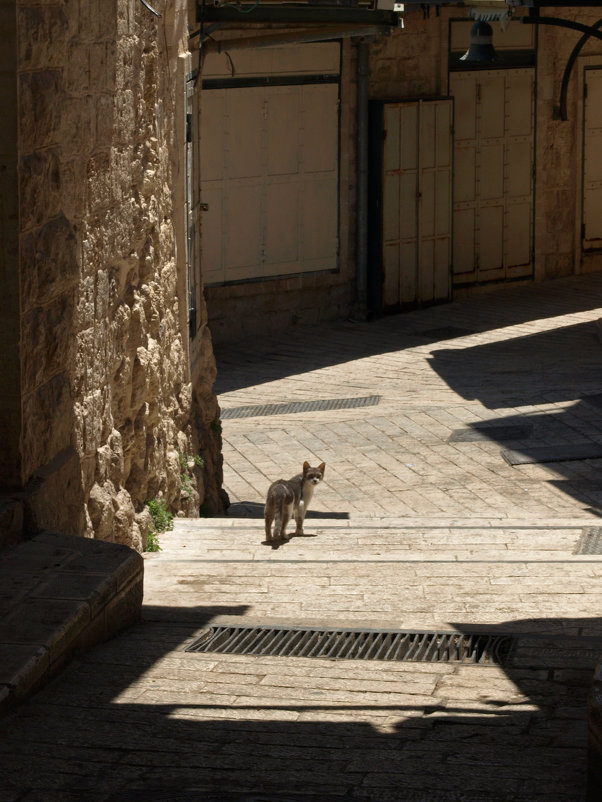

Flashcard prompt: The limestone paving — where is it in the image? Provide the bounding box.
[2,275,602,800]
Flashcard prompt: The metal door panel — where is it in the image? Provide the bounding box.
[265,182,299,267]
[480,143,504,201]
[267,89,299,176]
[434,237,451,298]
[480,74,505,139]
[436,103,452,167]
[506,71,533,137]
[582,68,602,249]
[302,177,337,261]
[399,172,417,240]
[419,240,435,301]
[200,92,226,182]
[223,184,263,279]
[506,201,532,269]
[585,130,602,183]
[479,205,504,274]
[201,53,340,284]
[454,145,476,203]
[383,242,401,307]
[450,68,534,283]
[301,84,338,173]
[384,107,401,172]
[453,75,477,141]
[585,69,602,127]
[421,170,436,238]
[420,105,436,170]
[383,173,401,242]
[380,99,452,308]
[436,171,451,236]
[201,186,224,285]
[453,207,475,275]
[507,140,532,198]
[399,241,417,304]
[227,90,265,179]
[400,105,418,169]
[584,187,602,248]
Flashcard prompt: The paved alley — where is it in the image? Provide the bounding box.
[2,274,602,800]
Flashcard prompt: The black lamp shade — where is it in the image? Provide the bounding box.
[460,21,497,64]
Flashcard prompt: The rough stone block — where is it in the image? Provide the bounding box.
[18,150,61,232]
[20,214,78,309]
[18,69,62,153]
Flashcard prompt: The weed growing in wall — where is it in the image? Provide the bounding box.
[177,448,205,497]
[144,498,173,551]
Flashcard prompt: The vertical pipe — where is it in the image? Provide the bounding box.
[356,39,370,315]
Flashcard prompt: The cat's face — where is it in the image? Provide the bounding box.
[303,461,325,485]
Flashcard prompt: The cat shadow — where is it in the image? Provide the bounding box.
[227,501,348,520]
[261,532,319,549]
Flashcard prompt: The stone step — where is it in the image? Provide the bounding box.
[145,516,602,563]
[0,531,143,717]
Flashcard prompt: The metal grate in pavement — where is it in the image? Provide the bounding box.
[186,625,513,665]
[414,326,475,340]
[574,527,602,555]
[220,395,381,419]
[450,424,533,443]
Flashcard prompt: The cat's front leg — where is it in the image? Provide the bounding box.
[294,500,306,535]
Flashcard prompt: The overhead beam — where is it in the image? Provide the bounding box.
[198,6,399,26]
[202,25,391,53]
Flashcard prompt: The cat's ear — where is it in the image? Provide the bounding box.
[303,461,310,472]
[319,462,325,475]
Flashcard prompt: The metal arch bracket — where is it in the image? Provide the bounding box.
[139,0,162,17]
[557,18,602,121]
[521,15,602,121]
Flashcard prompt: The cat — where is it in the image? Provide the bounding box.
[264,461,325,546]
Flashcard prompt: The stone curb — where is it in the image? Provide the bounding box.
[0,531,143,717]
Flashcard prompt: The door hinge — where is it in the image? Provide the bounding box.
[186,113,193,143]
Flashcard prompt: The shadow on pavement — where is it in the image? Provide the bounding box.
[214,277,602,395]
[0,606,599,801]
[428,321,602,515]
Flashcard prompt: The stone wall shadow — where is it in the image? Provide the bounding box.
[214,278,602,395]
[429,321,602,514]
[1,606,599,801]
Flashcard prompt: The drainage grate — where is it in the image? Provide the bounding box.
[186,625,513,665]
[449,424,533,443]
[574,527,602,555]
[220,396,381,420]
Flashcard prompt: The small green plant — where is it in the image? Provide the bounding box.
[144,529,162,553]
[176,447,205,497]
[145,498,174,534]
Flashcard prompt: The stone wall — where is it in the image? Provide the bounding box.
[0,0,21,491]
[11,0,223,549]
